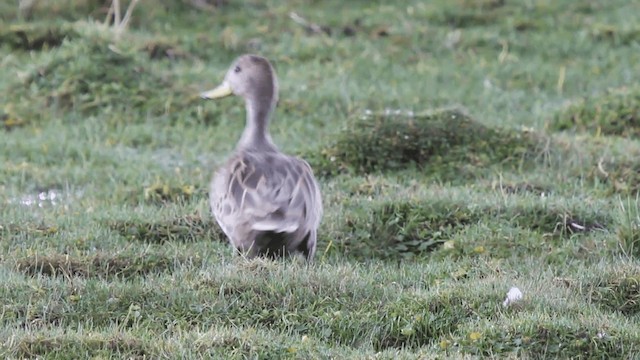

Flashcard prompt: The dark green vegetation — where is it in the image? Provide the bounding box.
[2,0,640,358]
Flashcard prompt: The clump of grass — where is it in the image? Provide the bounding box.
[508,202,609,237]
[7,22,216,125]
[487,180,552,196]
[590,157,640,195]
[16,250,191,278]
[590,24,640,46]
[589,275,640,315]
[13,333,149,359]
[551,85,640,138]
[340,199,476,260]
[457,319,634,358]
[193,260,503,350]
[615,197,640,257]
[337,196,610,260]
[308,108,544,179]
[2,0,106,22]
[188,326,385,359]
[108,214,222,243]
[9,29,143,116]
[141,181,200,205]
[1,107,28,131]
[373,289,496,350]
[617,225,640,258]
[192,327,303,359]
[428,0,510,28]
[1,222,59,239]
[142,37,190,60]
[0,22,76,50]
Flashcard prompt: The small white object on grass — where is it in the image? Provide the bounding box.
[502,287,523,307]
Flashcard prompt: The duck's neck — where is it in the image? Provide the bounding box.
[238,96,277,151]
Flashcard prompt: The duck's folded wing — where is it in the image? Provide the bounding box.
[218,153,322,234]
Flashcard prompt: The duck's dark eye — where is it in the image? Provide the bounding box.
[234,66,242,73]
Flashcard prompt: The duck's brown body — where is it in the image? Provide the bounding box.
[201,55,323,260]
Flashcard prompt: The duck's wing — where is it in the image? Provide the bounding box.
[211,151,322,236]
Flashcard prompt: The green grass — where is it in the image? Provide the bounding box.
[2,0,640,358]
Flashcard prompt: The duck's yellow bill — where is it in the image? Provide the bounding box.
[200,81,232,99]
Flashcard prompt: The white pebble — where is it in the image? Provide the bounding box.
[502,286,523,307]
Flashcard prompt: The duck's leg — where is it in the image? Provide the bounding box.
[296,230,317,262]
[232,230,261,258]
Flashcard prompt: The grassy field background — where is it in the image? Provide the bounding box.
[1,0,640,358]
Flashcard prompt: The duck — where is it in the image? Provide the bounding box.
[200,54,323,261]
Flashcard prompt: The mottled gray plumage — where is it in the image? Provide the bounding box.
[201,55,323,260]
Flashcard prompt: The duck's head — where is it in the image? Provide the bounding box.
[200,54,278,105]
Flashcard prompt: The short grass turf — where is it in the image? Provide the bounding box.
[2,0,640,358]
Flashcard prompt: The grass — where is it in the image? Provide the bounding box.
[1,0,640,358]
